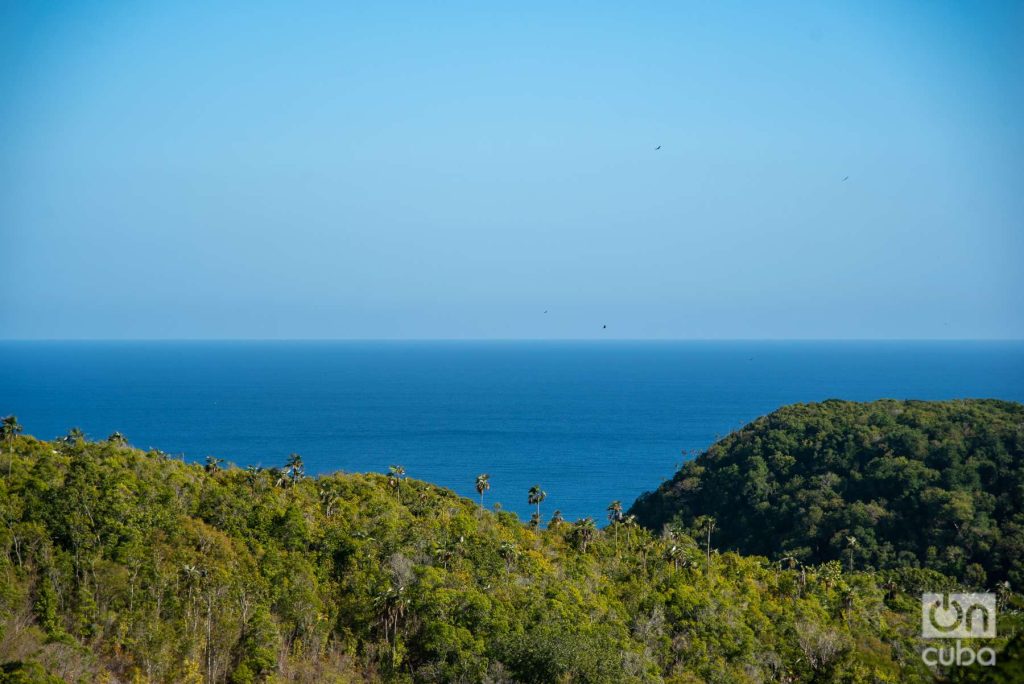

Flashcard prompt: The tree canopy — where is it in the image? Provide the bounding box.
[630,399,1024,587]
[0,408,1020,682]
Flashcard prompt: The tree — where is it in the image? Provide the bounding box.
[475,473,490,508]
[2,415,23,475]
[388,465,406,502]
[107,431,128,446]
[2,415,23,453]
[204,456,224,474]
[499,541,519,572]
[548,510,565,529]
[285,453,304,486]
[629,399,1024,586]
[527,485,546,520]
[570,517,597,553]
[607,501,624,553]
[695,515,716,574]
[606,500,623,524]
[666,544,682,571]
[844,535,858,572]
[374,585,409,669]
[63,427,85,445]
[319,486,339,517]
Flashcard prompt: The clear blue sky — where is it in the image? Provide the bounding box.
[1,1,1021,339]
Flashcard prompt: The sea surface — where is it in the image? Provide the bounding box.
[1,340,1022,521]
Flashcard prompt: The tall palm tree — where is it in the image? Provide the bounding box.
[474,473,490,508]
[204,456,224,474]
[285,453,304,486]
[2,415,23,453]
[373,585,409,669]
[623,514,639,551]
[570,517,597,553]
[845,535,858,572]
[388,465,406,502]
[527,485,546,520]
[666,544,682,571]
[695,515,716,575]
[607,500,623,553]
[107,431,128,446]
[499,541,519,573]
[606,500,623,524]
[3,415,23,476]
[319,486,339,517]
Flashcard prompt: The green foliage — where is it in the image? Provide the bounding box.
[0,420,1019,682]
[631,399,1024,585]
[0,661,63,684]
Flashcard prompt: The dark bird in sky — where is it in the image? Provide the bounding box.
[842,176,849,181]
[543,310,548,314]
[602,325,607,329]
[655,145,661,150]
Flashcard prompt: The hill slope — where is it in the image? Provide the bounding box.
[629,399,1024,586]
[0,430,971,682]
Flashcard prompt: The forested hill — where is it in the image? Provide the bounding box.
[629,399,1024,586]
[1,428,1007,683]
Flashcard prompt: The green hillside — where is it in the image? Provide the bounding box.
[0,428,978,683]
[629,399,1024,586]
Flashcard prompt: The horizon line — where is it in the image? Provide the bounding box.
[2,337,1023,343]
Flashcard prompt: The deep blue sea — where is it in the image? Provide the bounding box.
[1,341,1022,521]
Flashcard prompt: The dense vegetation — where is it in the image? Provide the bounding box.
[630,399,1024,587]
[0,408,1020,682]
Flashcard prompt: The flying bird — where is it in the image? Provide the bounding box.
[602,325,607,329]
[655,145,661,150]
[842,176,849,181]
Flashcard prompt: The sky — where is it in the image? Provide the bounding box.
[1,1,1021,340]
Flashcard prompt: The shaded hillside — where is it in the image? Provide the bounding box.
[630,399,1024,586]
[0,429,979,682]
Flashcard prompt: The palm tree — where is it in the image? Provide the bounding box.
[529,511,541,528]
[2,415,23,453]
[107,431,128,446]
[527,485,546,520]
[606,500,624,553]
[285,453,304,486]
[319,486,339,517]
[499,541,519,573]
[204,456,224,474]
[373,585,409,669]
[388,465,406,502]
[474,473,490,508]
[245,465,261,490]
[3,415,23,476]
[844,535,858,572]
[606,500,623,524]
[666,544,683,571]
[548,510,564,529]
[570,517,597,553]
[695,515,716,575]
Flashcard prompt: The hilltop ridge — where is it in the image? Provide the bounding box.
[630,399,1024,586]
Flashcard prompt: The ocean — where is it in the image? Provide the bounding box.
[1,340,1022,521]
